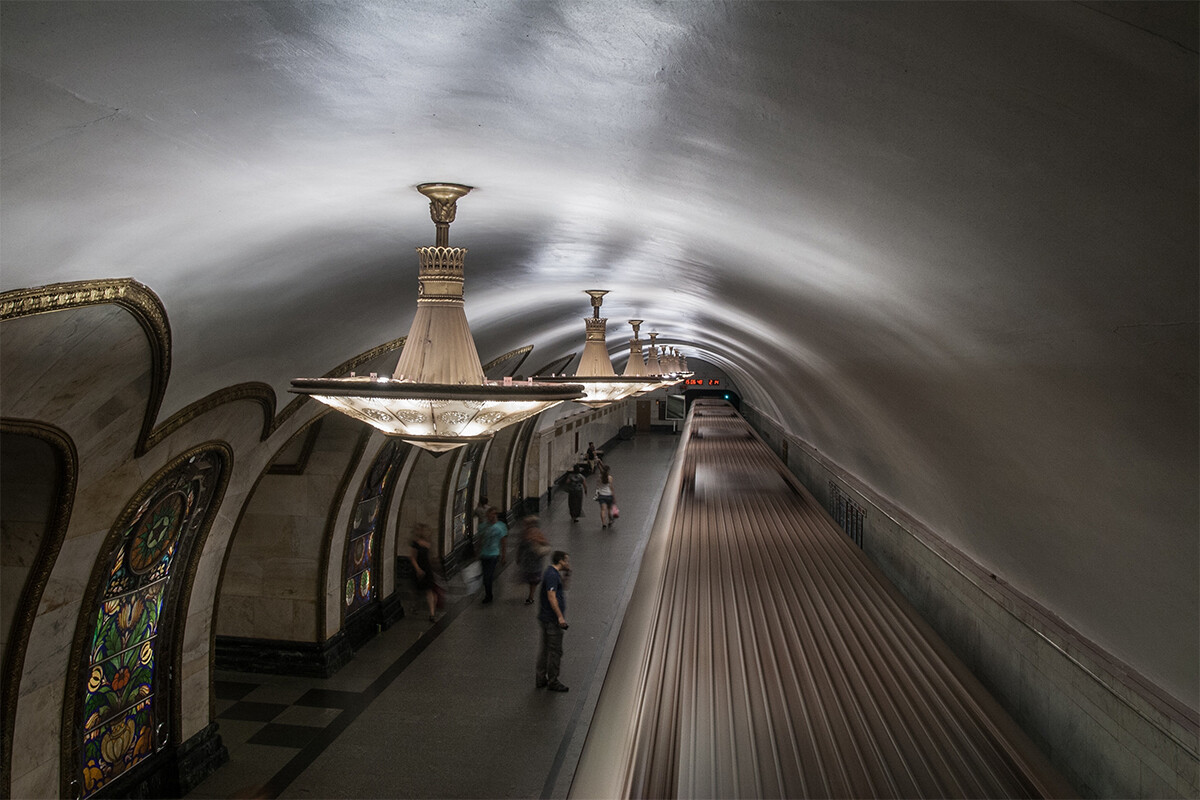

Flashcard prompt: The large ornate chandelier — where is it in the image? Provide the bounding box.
[291,183,584,452]
[541,291,658,407]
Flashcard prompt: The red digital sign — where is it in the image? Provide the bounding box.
[684,378,721,387]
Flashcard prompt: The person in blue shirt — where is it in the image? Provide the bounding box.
[536,550,571,692]
[478,506,507,604]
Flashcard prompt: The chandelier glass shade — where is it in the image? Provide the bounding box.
[645,331,681,386]
[678,349,694,378]
[622,319,649,378]
[291,183,584,452]
[540,291,658,407]
[622,319,660,396]
[644,331,664,376]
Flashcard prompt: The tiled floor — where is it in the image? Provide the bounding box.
[187,429,680,800]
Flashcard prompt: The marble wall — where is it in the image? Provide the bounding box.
[218,413,365,643]
[1,294,323,796]
[394,448,455,561]
[528,401,628,505]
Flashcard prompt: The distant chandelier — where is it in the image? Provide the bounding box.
[291,183,584,452]
[541,290,657,407]
[661,346,679,376]
[622,319,648,378]
[645,331,681,386]
[622,319,658,396]
[665,346,693,378]
[678,349,694,378]
[644,330,665,377]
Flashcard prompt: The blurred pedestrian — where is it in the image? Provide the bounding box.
[408,524,440,621]
[478,506,507,604]
[517,516,551,604]
[536,550,571,692]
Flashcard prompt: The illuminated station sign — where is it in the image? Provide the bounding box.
[683,378,721,387]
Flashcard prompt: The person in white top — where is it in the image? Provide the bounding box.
[595,463,615,528]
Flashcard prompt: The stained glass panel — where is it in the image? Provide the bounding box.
[79,450,224,798]
[344,441,402,618]
[89,584,163,663]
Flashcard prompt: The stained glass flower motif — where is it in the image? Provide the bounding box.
[79,451,224,797]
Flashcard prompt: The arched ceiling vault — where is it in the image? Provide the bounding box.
[1,2,1196,705]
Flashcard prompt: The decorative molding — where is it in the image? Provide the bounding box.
[275,336,406,428]
[481,345,533,379]
[531,353,576,377]
[267,417,324,475]
[0,420,78,800]
[146,382,276,451]
[0,278,170,458]
[0,278,410,453]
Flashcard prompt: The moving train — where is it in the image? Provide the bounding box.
[572,400,1073,799]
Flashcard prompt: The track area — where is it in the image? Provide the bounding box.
[572,400,1073,799]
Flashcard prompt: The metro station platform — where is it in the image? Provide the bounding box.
[188,430,681,799]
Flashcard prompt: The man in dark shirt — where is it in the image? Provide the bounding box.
[536,550,571,692]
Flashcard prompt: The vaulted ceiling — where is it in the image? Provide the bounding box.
[2,2,1196,704]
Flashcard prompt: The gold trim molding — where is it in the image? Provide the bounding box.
[0,279,410,452]
[532,353,577,377]
[146,383,277,451]
[1,279,170,458]
[276,336,407,427]
[482,345,533,379]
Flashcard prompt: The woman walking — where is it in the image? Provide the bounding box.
[595,463,615,528]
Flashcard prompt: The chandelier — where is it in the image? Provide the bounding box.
[645,331,681,386]
[541,291,657,407]
[644,330,664,377]
[622,319,659,396]
[663,346,693,378]
[622,319,648,378]
[291,183,584,452]
[677,349,694,378]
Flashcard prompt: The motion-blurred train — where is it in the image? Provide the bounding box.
[572,399,1072,799]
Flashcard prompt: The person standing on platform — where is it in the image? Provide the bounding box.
[536,550,571,692]
[564,465,587,522]
[478,506,507,604]
[595,463,615,528]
